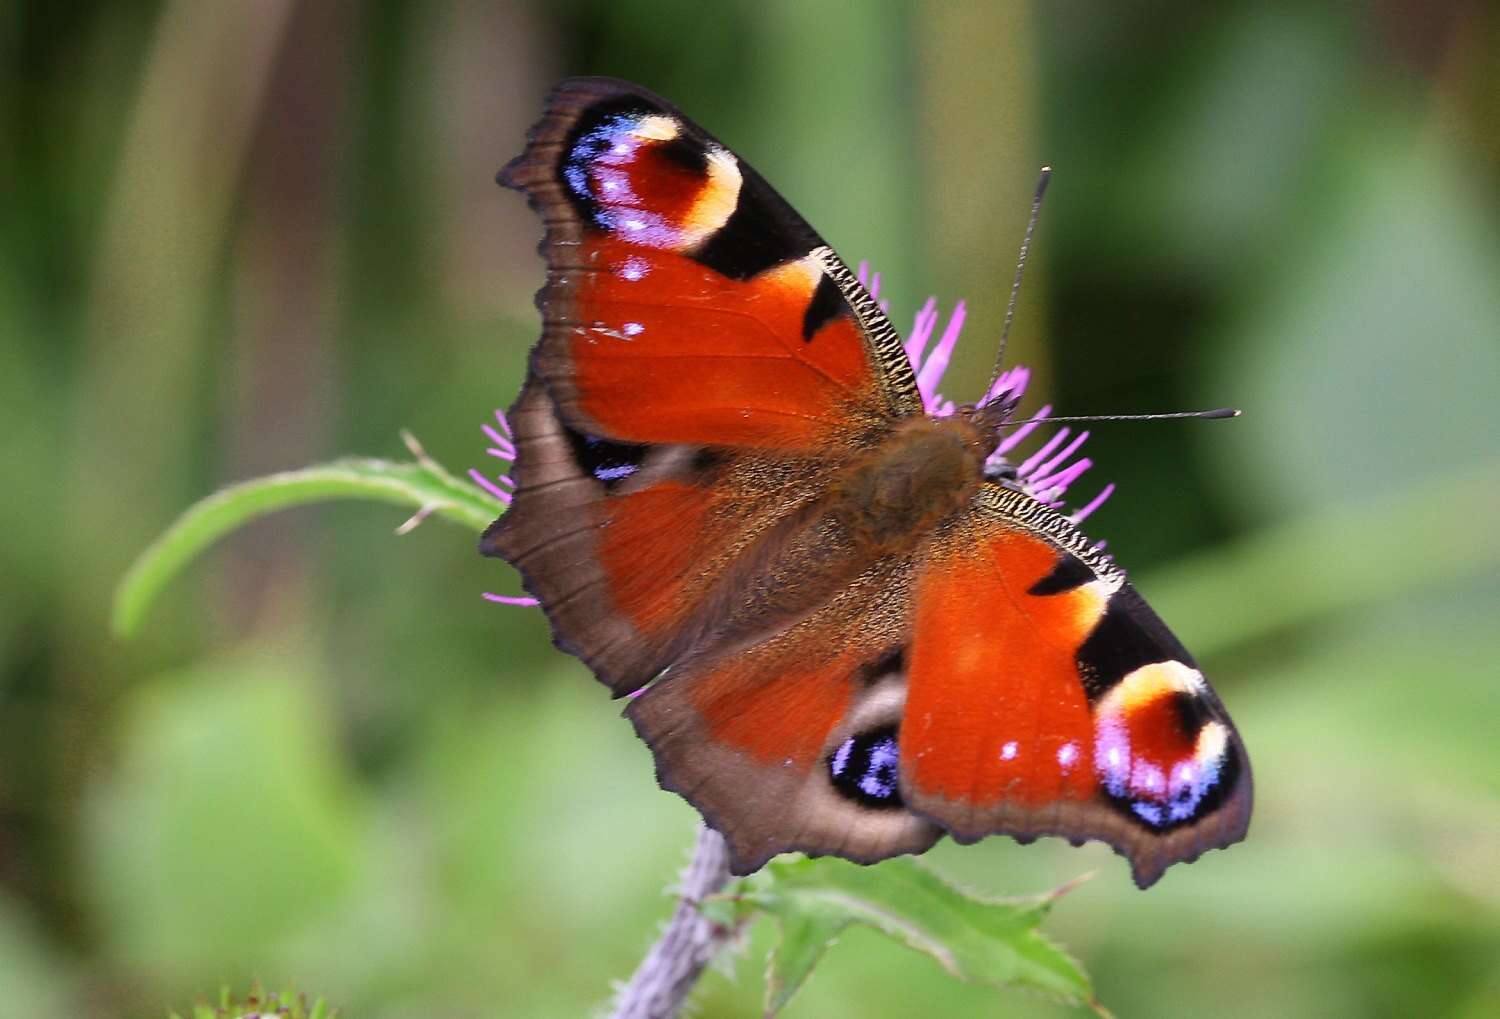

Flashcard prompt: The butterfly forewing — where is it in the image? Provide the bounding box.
[498,76,920,446]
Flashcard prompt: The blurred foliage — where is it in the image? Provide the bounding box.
[2,1,1498,1017]
[168,985,336,1019]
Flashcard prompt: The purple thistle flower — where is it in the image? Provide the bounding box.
[855,262,1114,525]
[468,409,517,506]
[470,409,539,607]
[474,267,1114,607]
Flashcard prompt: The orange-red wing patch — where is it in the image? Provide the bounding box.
[560,239,876,448]
[903,523,1107,815]
[688,645,858,768]
[593,479,713,639]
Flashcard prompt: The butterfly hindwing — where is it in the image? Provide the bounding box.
[626,557,941,874]
[900,484,1251,887]
[486,376,846,693]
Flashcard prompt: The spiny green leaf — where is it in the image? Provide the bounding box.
[113,437,502,637]
[731,856,1100,1016]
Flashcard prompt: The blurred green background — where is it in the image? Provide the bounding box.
[3,1,1498,1016]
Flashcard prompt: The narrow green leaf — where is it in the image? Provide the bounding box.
[113,445,503,638]
[737,857,1097,1015]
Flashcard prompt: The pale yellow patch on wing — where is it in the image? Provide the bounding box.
[631,114,680,142]
[678,145,744,247]
[759,251,824,299]
[1064,578,1111,636]
[1194,720,1229,765]
[1098,660,1207,717]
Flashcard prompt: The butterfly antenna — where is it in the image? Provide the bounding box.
[1001,407,1242,428]
[987,166,1052,397]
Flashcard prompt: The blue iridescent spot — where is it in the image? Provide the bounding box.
[564,114,640,202]
[859,737,899,799]
[619,256,651,281]
[561,114,680,247]
[1094,716,1228,829]
[828,726,904,810]
[830,738,853,777]
[563,431,648,490]
[1132,802,1165,827]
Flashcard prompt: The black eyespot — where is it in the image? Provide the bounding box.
[562,426,648,491]
[557,97,658,227]
[828,725,904,810]
[654,132,708,176]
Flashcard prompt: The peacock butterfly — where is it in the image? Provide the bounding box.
[483,77,1251,887]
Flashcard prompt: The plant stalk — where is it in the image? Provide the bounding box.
[609,825,735,1019]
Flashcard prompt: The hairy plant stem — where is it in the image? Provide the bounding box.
[609,825,735,1019]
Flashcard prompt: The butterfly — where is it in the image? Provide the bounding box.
[484,77,1251,887]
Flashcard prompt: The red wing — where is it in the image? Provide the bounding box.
[499,77,921,449]
[488,78,921,693]
[901,485,1252,887]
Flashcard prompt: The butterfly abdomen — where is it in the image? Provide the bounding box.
[829,416,986,553]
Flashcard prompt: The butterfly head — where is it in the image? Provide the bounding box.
[968,387,1023,438]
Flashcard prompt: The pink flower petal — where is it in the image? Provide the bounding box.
[1017,427,1071,477]
[996,403,1051,454]
[1032,456,1092,495]
[484,591,539,607]
[905,297,938,362]
[468,468,513,505]
[917,300,965,408]
[1032,430,1090,480]
[1072,483,1115,524]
